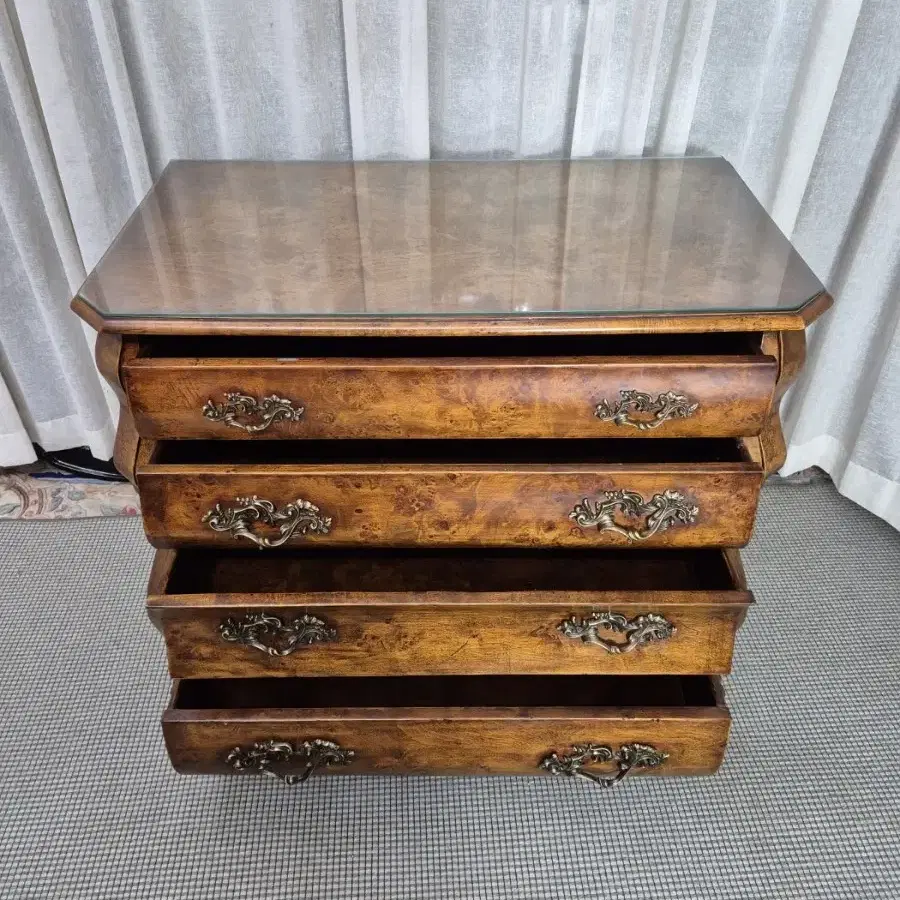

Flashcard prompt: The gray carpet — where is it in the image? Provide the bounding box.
[1,482,898,899]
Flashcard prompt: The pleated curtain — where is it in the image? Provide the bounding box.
[0,0,898,527]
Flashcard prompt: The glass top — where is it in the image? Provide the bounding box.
[76,158,825,321]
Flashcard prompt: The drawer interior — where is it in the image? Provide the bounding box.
[151,437,751,466]
[172,674,720,710]
[163,547,739,594]
[135,332,766,360]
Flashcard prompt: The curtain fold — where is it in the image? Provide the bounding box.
[0,0,118,464]
[0,0,897,527]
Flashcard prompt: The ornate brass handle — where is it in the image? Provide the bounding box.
[220,612,337,656]
[540,743,668,788]
[570,489,698,541]
[202,392,305,433]
[227,738,354,785]
[559,612,675,653]
[202,496,332,548]
[595,390,698,430]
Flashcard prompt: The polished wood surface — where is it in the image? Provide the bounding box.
[95,331,140,485]
[70,158,832,783]
[123,334,778,440]
[136,438,765,549]
[73,159,829,336]
[94,331,124,400]
[163,674,731,776]
[757,329,808,473]
[148,547,752,677]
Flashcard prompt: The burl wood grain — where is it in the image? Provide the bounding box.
[766,330,807,402]
[93,331,139,485]
[123,350,778,440]
[147,547,752,678]
[136,451,765,549]
[162,675,731,777]
[111,411,140,486]
[94,331,124,399]
[152,603,748,678]
[758,330,808,474]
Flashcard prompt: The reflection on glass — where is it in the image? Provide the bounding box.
[78,158,824,318]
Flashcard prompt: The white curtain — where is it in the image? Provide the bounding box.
[1,0,898,528]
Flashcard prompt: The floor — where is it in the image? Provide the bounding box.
[0,481,898,899]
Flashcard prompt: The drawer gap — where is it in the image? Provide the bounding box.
[152,437,748,466]
[172,674,716,710]
[136,333,765,360]
[163,547,739,594]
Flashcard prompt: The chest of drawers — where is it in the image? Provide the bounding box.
[74,158,830,789]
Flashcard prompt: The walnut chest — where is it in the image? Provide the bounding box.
[74,158,830,789]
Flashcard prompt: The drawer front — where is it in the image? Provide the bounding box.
[124,356,777,440]
[138,464,763,549]
[148,548,751,678]
[163,676,730,780]
[151,601,748,678]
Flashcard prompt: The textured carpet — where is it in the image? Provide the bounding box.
[1,482,898,899]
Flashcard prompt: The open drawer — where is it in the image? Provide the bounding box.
[148,547,752,677]
[122,333,777,440]
[136,437,765,548]
[162,674,731,784]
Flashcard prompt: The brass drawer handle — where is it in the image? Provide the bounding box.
[559,612,675,653]
[202,392,305,432]
[202,495,332,548]
[541,742,668,788]
[220,612,337,656]
[570,489,698,541]
[227,738,354,785]
[595,390,698,430]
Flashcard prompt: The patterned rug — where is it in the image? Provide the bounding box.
[0,464,139,520]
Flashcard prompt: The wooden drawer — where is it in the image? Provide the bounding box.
[148,547,751,678]
[136,438,764,549]
[122,334,777,440]
[162,675,730,782]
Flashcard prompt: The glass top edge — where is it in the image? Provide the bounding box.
[74,292,828,321]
